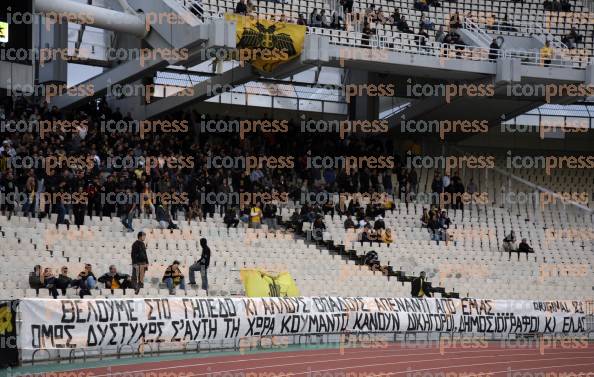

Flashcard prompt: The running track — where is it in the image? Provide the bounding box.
[23,343,594,377]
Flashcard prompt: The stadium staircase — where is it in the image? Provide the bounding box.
[297,218,460,299]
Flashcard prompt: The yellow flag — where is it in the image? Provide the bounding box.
[225,14,305,73]
[240,269,299,297]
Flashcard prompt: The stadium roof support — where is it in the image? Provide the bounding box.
[34,0,148,38]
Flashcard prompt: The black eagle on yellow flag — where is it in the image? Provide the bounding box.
[225,14,306,73]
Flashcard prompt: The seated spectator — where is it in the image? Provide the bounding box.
[140,183,155,217]
[414,0,429,11]
[416,29,430,48]
[503,231,517,256]
[224,207,239,228]
[435,25,446,43]
[312,215,326,241]
[420,15,435,31]
[297,14,307,26]
[42,268,59,299]
[543,0,552,10]
[375,8,387,24]
[344,215,356,230]
[56,266,72,296]
[310,9,321,27]
[98,265,131,291]
[187,200,203,223]
[322,199,335,217]
[320,10,330,28]
[560,0,571,11]
[29,265,43,292]
[411,271,432,298]
[373,216,385,230]
[382,228,393,244]
[428,213,441,241]
[517,238,535,259]
[562,27,582,49]
[438,210,451,230]
[361,21,374,47]
[72,264,97,297]
[330,12,342,30]
[235,0,247,14]
[396,16,413,34]
[551,0,562,11]
[420,208,430,227]
[156,203,178,230]
[246,0,255,13]
[163,261,186,294]
[390,9,401,25]
[363,250,380,269]
[449,12,462,29]
[369,228,380,243]
[360,224,373,242]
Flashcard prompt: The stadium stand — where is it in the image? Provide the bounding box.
[0,0,593,369]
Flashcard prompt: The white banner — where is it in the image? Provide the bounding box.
[18,297,588,350]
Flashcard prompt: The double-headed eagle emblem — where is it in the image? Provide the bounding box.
[237,22,297,57]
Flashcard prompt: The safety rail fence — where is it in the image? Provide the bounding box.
[462,15,591,67]
[167,0,224,24]
[306,27,578,69]
[4,297,593,366]
[463,17,493,46]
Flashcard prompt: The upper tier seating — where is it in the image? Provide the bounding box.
[205,0,594,67]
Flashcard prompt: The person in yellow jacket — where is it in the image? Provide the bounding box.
[382,228,394,244]
[540,41,553,67]
[250,203,262,229]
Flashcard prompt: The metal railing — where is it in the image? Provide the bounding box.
[307,27,577,69]
[166,0,224,24]
[463,17,493,46]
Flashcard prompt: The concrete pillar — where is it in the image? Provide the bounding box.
[347,69,379,120]
[37,21,68,85]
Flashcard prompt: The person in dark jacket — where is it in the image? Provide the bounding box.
[224,207,239,228]
[131,231,148,293]
[72,264,97,298]
[516,238,535,260]
[373,216,385,230]
[489,38,500,61]
[235,0,247,14]
[98,265,131,291]
[189,238,210,291]
[29,265,43,292]
[411,271,432,298]
[344,215,355,229]
[156,203,177,229]
[42,268,60,299]
[56,266,72,295]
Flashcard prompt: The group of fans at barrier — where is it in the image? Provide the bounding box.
[29,232,211,298]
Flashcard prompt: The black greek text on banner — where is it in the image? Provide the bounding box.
[18,297,588,350]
